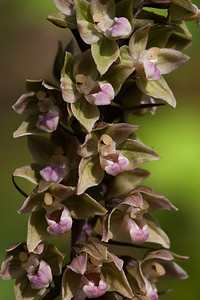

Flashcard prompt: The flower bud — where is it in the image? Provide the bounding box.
[27,260,52,290]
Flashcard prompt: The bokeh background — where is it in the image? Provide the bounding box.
[0,0,200,299]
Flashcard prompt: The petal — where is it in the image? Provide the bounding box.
[46,205,72,236]
[86,83,115,106]
[36,110,59,132]
[109,17,132,39]
[28,260,52,289]
[143,60,161,81]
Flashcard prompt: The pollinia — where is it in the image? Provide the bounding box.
[1,1,199,299]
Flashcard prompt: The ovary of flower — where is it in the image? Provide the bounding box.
[86,82,115,105]
[27,260,52,290]
[100,151,129,176]
[108,17,132,39]
[123,215,149,244]
[45,203,72,236]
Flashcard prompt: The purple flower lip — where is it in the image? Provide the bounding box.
[82,273,108,298]
[28,260,52,290]
[40,166,68,183]
[36,109,59,132]
[100,152,129,176]
[123,215,149,244]
[46,205,73,236]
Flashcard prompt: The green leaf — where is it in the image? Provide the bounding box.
[13,164,41,184]
[71,97,100,133]
[102,262,133,298]
[77,156,104,195]
[27,210,48,252]
[145,214,170,248]
[62,269,82,300]
[91,37,120,75]
[129,24,150,61]
[66,193,107,218]
[47,13,77,29]
[119,139,160,170]
[136,76,176,107]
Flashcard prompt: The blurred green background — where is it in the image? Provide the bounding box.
[0,0,199,299]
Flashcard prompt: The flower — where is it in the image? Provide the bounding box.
[0,242,64,300]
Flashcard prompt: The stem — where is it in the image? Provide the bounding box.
[12,175,28,198]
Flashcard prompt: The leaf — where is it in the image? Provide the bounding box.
[66,193,107,219]
[62,268,82,300]
[91,37,120,75]
[156,48,189,75]
[102,262,133,298]
[27,210,48,252]
[13,164,41,184]
[118,139,160,170]
[136,76,176,107]
[77,156,104,195]
[47,12,77,29]
[129,24,150,61]
[106,169,150,198]
[71,97,100,133]
[145,214,170,248]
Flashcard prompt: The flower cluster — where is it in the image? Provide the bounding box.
[1,0,199,299]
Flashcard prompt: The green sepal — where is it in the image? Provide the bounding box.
[136,76,176,107]
[62,268,82,300]
[102,262,133,298]
[61,51,80,103]
[169,0,197,20]
[13,118,43,138]
[47,12,77,29]
[75,0,101,44]
[129,24,150,61]
[116,0,134,28]
[91,37,120,75]
[71,97,100,133]
[77,156,104,195]
[145,214,170,248]
[27,210,49,253]
[106,169,150,198]
[118,139,160,170]
[13,164,41,185]
[66,193,107,218]
[14,275,45,300]
[147,25,173,49]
